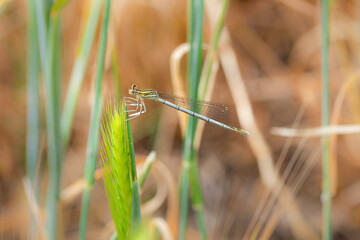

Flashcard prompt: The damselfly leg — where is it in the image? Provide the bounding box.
[124,96,147,120]
[124,97,140,112]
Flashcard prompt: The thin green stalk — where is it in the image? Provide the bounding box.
[187,0,205,237]
[131,182,141,228]
[34,0,62,238]
[178,164,190,240]
[179,0,205,239]
[198,0,229,100]
[78,0,111,239]
[54,18,62,134]
[111,49,122,99]
[43,0,53,18]
[34,0,48,70]
[61,0,103,149]
[26,0,40,186]
[321,0,332,239]
[139,151,156,188]
[126,109,141,226]
[44,14,63,240]
[189,156,206,239]
[26,4,41,238]
[50,0,73,14]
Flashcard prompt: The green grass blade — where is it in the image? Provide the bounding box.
[34,0,48,71]
[198,0,229,100]
[43,0,53,18]
[50,0,72,15]
[179,165,190,240]
[138,151,156,189]
[78,0,111,238]
[100,102,132,239]
[126,108,137,181]
[125,108,141,226]
[189,156,206,240]
[53,17,62,137]
[131,182,141,228]
[179,0,205,239]
[44,14,63,240]
[61,0,103,149]
[321,0,332,239]
[193,3,230,236]
[187,0,204,105]
[26,0,40,186]
[33,0,63,238]
[191,1,230,237]
[111,49,122,99]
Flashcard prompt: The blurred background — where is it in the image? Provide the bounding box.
[1,0,360,239]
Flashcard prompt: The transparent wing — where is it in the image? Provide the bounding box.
[157,92,231,120]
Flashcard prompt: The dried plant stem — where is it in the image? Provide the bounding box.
[208,0,317,236]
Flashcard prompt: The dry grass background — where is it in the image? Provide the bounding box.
[1,0,360,239]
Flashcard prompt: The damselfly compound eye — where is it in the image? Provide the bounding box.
[129,84,138,95]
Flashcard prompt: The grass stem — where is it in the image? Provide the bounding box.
[321,0,332,239]
[78,0,111,238]
[179,0,205,239]
[61,0,102,149]
[44,14,63,240]
[125,109,142,226]
[33,0,63,238]
[198,0,229,100]
[139,151,156,189]
[26,0,40,187]
[111,49,122,99]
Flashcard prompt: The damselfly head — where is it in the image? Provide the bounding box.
[129,84,137,95]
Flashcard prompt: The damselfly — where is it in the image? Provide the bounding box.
[124,84,249,136]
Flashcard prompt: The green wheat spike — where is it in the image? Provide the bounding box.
[100,101,132,239]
